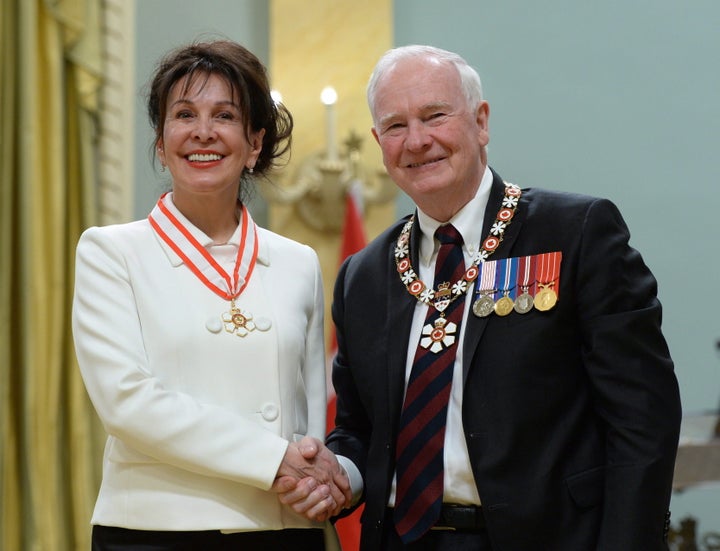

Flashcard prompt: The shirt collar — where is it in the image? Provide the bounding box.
[416,165,493,264]
[156,192,270,267]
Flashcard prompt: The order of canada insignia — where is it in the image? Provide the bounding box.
[420,317,457,353]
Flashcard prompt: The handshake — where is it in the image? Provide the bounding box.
[272,436,353,522]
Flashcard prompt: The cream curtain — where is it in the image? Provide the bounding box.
[1,0,105,549]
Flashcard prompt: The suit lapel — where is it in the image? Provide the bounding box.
[385,216,418,425]
[462,171,526,382]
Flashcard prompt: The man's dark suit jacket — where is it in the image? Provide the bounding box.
[327,168,681,550]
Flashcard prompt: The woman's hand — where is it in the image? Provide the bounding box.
[271,437,351,521]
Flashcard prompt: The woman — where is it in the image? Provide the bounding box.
[72,40,347,550]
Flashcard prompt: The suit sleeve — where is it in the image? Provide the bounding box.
[575,198,680,549]
[326,256,372,489]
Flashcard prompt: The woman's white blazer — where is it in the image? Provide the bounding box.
[72,218,327,532]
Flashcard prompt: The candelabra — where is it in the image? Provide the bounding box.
[260,88,396,232]
[262,132,395,232]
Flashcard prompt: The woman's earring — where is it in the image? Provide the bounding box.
[161,164,166,172]
[248,167,254,174]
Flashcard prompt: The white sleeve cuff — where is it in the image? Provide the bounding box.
[337,455,364,506]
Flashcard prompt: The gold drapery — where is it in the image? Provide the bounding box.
[1,0,105,549]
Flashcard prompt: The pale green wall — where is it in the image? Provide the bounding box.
[393,0,720,533]
[133,0,269,225]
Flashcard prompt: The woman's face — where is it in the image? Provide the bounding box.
[157,72,264,200]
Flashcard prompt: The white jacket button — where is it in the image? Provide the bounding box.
[205,316,223,333]
[261,402,279,421]
[255,316,272,331]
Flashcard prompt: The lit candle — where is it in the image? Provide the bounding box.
[320,86,338,162]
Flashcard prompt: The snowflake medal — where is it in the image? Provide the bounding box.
[420,315,458,353]
[222,302,256,337]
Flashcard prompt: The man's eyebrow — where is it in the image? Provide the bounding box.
[377,112,403,128]
[378,101,453,123]
[421,101,452,111]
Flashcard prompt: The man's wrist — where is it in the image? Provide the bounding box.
[336,455,363,506]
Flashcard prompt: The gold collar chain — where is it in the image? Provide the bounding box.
[394,182,522,311]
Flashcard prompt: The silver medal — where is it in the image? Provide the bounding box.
[472,294,495,318]
[514,292,534,314]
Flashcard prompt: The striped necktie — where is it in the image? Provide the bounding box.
[394,223,466,543]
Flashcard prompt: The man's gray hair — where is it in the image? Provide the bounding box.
[367,45,484,123]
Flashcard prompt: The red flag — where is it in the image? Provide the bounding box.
[339,183,367,262]
[328,183,366,550]
[327,182,367,359]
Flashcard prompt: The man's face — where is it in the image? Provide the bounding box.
[371,57,489,221]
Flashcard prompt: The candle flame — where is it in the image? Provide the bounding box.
[320,86,337,106]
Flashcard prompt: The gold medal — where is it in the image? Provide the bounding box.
[533,253,561,312]
[494,295,514,316]
[534,285,558,312]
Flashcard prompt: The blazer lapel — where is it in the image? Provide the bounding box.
[462,171,526,382]
[386,215,420,424]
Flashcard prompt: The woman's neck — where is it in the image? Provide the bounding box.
[171,191,239,244]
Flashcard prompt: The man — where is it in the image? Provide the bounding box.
[281,45,681,550]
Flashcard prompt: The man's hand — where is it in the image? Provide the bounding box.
[271,436,351,521]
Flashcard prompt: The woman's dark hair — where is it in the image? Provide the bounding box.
[147,40,292,177]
